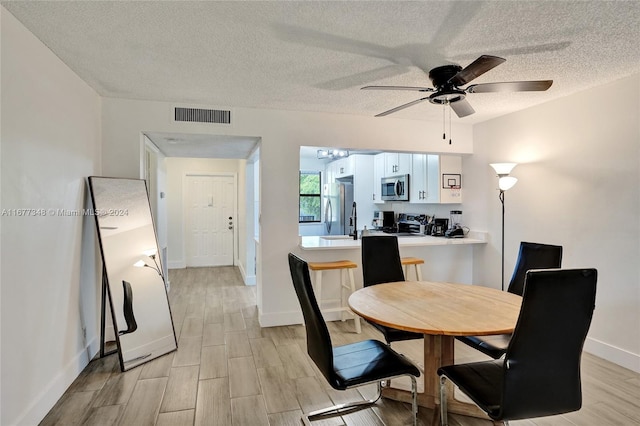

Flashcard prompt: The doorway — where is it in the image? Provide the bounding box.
[184,174,236,267]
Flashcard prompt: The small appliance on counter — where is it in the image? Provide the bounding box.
[430,218,449,236]
[444,210,465,238]
[396,213,428,235]
[372,210,395,231]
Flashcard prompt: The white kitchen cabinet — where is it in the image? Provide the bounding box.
[333,156,355,178]
[326,156,355,182]
[383,152,411,176]
[324,160,336,184]
[409,154,461,204]
[410,154,438,203]
[373,153,385,204]
[410,154,426,203]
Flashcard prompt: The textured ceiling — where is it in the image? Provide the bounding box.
[3,1,639,137]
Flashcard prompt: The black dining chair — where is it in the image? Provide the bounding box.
[288,253,420,425]
[456,241,563,359]
[361,235,423,344]
[118,280,138,335]
[438,268,597,425]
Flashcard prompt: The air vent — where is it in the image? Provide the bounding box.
[174,107,231,124]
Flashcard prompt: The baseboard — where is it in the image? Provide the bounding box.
[258,301,344,327]
[237,262,256,286]
[259,310,303,327]
[584,336,640,373]
[13,336,97,425]
[168,259,185,269]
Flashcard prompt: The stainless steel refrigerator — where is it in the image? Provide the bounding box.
[323,182,354,235]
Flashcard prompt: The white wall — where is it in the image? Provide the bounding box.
[1,8,102,425]
[101,100,473,329]
[466,73,640,372]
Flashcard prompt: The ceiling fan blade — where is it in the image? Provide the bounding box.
[375,97,430,117]
[317,65,409,90]
[449,99,475,118]
[448,55,506,86]
[362,85,434,92]
[467,80,553,93]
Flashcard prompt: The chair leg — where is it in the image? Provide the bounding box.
[439,375,448,426]
[410,375,418,426]
[303,381,383,423]
[340,269,346,322]
[347,268,361,333]
[302,375,417,425]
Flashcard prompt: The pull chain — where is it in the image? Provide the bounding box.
[442,104,446,140]
[449,104,452,145]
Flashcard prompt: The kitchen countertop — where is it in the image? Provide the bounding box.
[300,232,487,250]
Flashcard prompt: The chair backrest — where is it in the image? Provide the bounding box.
[501,268,597,420]
[288,253,335,385]
[507,242,563,296]
[120,280,138,335]
[361,235,405,286]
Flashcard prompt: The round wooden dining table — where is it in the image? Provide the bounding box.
[348,280,522,422]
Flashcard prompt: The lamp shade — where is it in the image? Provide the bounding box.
[498,176,518,191]
[490,163,517,176]
[142,248,157,257]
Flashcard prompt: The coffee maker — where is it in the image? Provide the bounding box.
[430,218,449,236]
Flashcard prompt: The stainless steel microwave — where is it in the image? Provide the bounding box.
[381,174,409,201]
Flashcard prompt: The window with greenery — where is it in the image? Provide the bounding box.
[299,171,321,223]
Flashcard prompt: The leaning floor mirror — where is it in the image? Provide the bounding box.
[88,177,177,371]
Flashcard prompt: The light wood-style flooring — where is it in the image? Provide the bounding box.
[41,266,640,425]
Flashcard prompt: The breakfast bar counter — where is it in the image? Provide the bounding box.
[295,233,488,320]
[300,232,487,250]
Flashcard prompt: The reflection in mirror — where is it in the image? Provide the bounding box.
[89,177,177,371]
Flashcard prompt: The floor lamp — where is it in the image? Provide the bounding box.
[490,163,518,291]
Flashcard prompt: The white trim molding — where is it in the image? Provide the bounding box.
[584,336,640,373]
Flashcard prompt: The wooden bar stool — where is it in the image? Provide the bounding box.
[401,257,424,281]
[307,260,361,333]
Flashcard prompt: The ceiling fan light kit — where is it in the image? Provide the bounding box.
[362,55,553,122]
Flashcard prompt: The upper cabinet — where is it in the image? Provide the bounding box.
[321,150,462,206]
[383,152,411,176]
[410,154,440,203]
[373,154,385,204]
[409,154,462,204]
[333,156,355,179]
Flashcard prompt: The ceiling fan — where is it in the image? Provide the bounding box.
[362,55,553,118]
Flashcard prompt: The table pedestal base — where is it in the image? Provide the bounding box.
[380,335,505,425]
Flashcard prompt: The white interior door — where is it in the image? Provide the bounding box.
[185,174,235,267]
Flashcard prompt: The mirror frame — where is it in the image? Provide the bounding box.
[88,176,177,371]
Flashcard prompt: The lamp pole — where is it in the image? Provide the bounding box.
[490,163,518,292]
[499,189,506,291]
